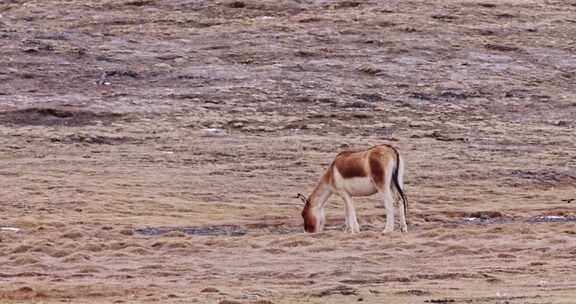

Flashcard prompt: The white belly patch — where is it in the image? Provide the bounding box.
[333,167,378,196]
[343,177,378,196]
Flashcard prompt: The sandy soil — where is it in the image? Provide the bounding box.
[1,0,575,303]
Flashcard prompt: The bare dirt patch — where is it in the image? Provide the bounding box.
[0,108,124,127]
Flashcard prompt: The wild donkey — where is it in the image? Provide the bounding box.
[297,144,407,234]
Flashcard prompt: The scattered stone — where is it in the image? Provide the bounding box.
[485,43,521,52]
[219,300,241,304]
[313,285,358,297]
[124,0,155,6]
[0,227,20,232]
[330,1,361,9]
[230,121,245,128]
[355,93,384,102]
[411,130,469,142]
[342,101,376,109]
[425,299,455,303]
[409,121,435,128]
[528,215,576,223]
[478,3,497,8]
[105,69,139,78]
[431,14,458,21]
[497,253,516,259]
[358,65,382,75]
[119,229,134,236]
[304,124,324,130]
[240,293,259,300]
[296,50,317,57]
[200,287,220,293]
[468,211,504,219]
[252,300,274,304]
[21,40,54,53]
[51,134,136,145]
[0,108,123,127]
[135,225,248,237]
[486,277,503,283]
[18,286,34,293]
[352,113,372,119]
[241,125,276,132]
[201,128,226,137]
[163,231,186,238]
[61,231,84,239]
[11,245,32,253]
[154,63,173,69]
[396,289,431,296]
[225,1,246,8]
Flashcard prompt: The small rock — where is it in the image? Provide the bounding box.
[356,93,384,102]
[352,113,372,119]
[396,289,431,296]
[219,300,241,304]
[342,101,375,109]
[425,299,455,303]
[240,293,259,300]
[120,229,134,236]
[154,63,173,69]
[230,122,245,128]
[226,1,246,8]
[18,286,34,292]
[0,227,20,232]
[313,285,358,297]
[201,287,220,293]
[242,125,276,132]
[174,58,187,64]
[358,65,382,75]
[61,231,83,239]
[201,128,226,137]
[304,124,324,130]
[409,121,435,128]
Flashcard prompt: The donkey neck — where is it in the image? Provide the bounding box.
[307,181,332,209]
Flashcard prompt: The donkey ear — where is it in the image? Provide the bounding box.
[296,193,307,204]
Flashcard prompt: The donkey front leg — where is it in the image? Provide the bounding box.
[341,193,360,234]
[314,192,332,233]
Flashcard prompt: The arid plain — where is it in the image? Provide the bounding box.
[1,0,575,303]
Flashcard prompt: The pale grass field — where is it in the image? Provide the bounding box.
[1,0,575,303]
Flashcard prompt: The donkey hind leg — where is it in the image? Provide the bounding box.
[395,154,408,232]
[396,191,408,232]
[341,192,360,234]
[381,187,395,234]
[376,159,396,234]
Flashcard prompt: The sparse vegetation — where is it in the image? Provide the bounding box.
[0,0,575,303]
